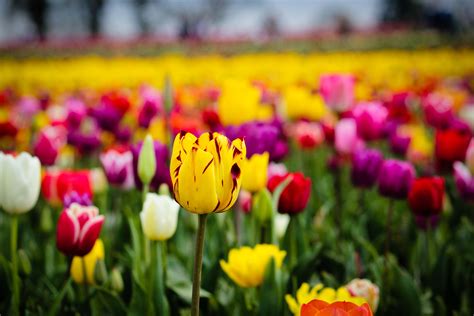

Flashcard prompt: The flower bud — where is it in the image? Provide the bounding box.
[94,259,108,285]
[18,249,32,276]
[110,268,124,293]
[253,188,273,223]
[138,134,157,186]
[158,183,170,196]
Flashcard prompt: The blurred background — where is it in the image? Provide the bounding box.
[0,0,473,46]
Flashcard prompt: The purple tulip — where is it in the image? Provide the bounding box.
[63,191,93,208]
[389,124,411,156]
[100,149,135,189]
[131,140,171,190]
[225,120,288,161]
[453,162,474,201]
[352,102,388,141]
[319,74,354,112]
[378,159,416,199]
[65,98,87,130]
[351,149,384,188]
[90,104,122,132]
[67,119,102,153]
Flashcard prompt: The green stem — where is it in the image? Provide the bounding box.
[82,257,89,301]
[143,183,150,203]
[191,214,208,316]
[155,241,169,315]
[384,199,394,259]
[10,214,19,316]
[333,166,342,235]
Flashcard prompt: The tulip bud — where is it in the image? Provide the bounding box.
[94,259,108,285]
[40,206,53,233]
[18,249,32,276]
[138,134,157,186]
[110,268,124,293]
[253,188,273,224]
[158,183,170,196]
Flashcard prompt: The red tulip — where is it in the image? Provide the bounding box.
[268,172,311,215]
[42,170,92,206]
[301,299,373,316]
[435,125,471,171]
[408,177,444,217]
[56,203,104,257]
[408,177,445,229]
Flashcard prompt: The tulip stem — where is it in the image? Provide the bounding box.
[333,166,343,235]
[10,214,20,316]
[82,257,89,304]
[385,199,394,259]
[191,213,208,316]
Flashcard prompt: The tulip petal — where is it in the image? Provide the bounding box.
[56,210,81,256]
[77,215,104,256]
[176,146,219,213]
[170,132,197,187]
[301,299,330,316]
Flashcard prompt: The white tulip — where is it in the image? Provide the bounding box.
[0,152,41,214]
[275,213,290,239]
[140,192,180,241]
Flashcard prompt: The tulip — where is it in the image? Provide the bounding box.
[346,279,380,312]
[377,159,415,200]
[65,98,87,129]
[41,170,92,206]
[241,152,269,193]
[435,125,472,172]
[33,126,66,166]
[170,131,246,316]
[170,131,246,214]
[138,86,162,128]
[56,203,104,257]
[90,103,123,132]
[268,172,311,215]
[423,93,454,129]
[384,91,413,123]
[408,177,445,229]
[286,283,367,316]
[0,152,41,214]
[267,162,288,179]
[284,85,327,121]
[351,149,384,189]
[389,125,411,156]
[220,244,286,288]
[335,118,364,156]
[275,213,290,239]
[319,74,354,112]
[239,190,252,214]
[225,120,288,162]
[70,239,105,284]
[138,134,157,188]
[100,148,134,189]
[453,162,474,201]
[140,193,180,241]
[0,152,41,315]
[352,102,388,141]
[132,138,171,191]
[292,121,325,149]
[63,191,93,208]
[301,299,373,316]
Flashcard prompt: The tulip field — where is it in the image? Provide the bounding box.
[1,49,474,316]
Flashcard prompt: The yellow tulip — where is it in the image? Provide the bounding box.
[285,283,367,316]
[70,239,105,285]
[170,132,246,214]
[283,85,327,121]
[218,78,272,125]
[220,244,286,288]
[241,152,269,192]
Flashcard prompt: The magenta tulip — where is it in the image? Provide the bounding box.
[352,102,388,141]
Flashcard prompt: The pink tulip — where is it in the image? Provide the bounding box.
[423,93,454,129]
[33,126,67,166]
[319,74,355,112]
[352,102,388,141]
[100,148,135,189]
[293,121,325,149]
[335,118,364,155]
[56,203,104,257]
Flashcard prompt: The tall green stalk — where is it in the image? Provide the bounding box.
[191,214,208,316]
[10,215,19,316]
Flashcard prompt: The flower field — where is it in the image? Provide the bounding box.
[0,49,474,315]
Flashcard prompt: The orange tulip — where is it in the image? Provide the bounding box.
[301,299,373,316]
